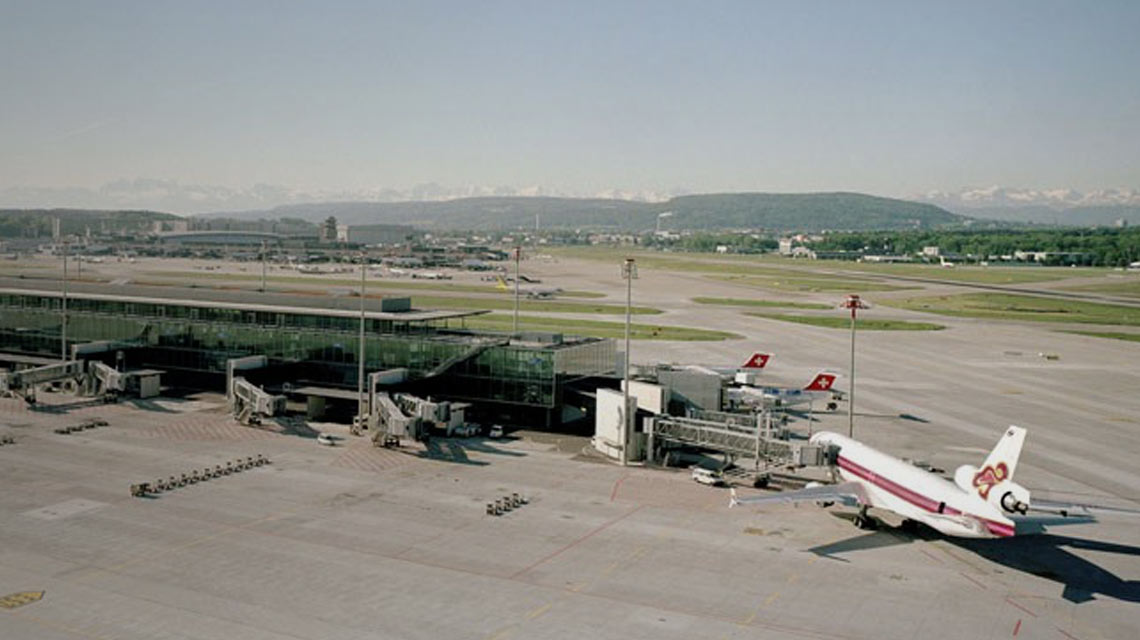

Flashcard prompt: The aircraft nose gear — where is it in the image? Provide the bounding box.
[853,505,878,530]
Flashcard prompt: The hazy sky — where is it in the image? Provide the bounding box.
[2,0,1139,209]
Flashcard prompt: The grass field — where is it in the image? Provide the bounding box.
[461,313,740,341]
[148,281,662,316]
[391,294,661,315]
[746,312,945,331]
[832,262,1101,285]
[142,269,605,298]
[1061,279,1140,299]
[880,293,1140,326]
[710,274,913,293]
[550,247,1105,285]
[1059,330,1140,343]
[693,297,832,310]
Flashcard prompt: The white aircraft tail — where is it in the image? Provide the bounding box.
[981,426,1026,482]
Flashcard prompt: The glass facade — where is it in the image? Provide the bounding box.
[0,291,613,412]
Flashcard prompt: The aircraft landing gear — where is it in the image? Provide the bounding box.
[853,505,877,530]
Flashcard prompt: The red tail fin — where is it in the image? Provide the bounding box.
[742,353,770,369]
[804,372,837,392]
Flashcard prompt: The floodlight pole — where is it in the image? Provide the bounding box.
[260,240,267,292]
[357,250,367,429]
[512,245,521,334]
[840,294,869,438]
[621,258,637,465]
[61,239,69,361]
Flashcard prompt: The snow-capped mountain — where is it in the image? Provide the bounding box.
[919,186,1140,210]
[0,179,679,215]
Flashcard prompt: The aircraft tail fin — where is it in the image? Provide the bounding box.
[495,276,510,291]
[804,372,837,392]
[980,426,1027,482]
[741,353,771,370]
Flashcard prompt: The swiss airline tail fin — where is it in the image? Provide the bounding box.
[742,353,771,370]
[980,426,1026,482]
[804,372,837,392]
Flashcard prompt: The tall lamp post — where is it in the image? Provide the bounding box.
[61,239,69,360]
[512,245,521,334]
[356,250,368,431]
[621,258,638,465]
[260,240,268,292]
[839,294,870,438]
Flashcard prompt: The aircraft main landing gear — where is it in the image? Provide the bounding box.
[853,505,877,530]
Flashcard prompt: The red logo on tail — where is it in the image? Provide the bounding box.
[805,374,835,391]
[972,462,1009,499]
[742,353,770,369]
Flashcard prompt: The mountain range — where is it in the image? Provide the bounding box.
[917,187,1140,225]
[210,193,964,233]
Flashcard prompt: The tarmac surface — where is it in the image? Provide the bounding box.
[2,253,1140,639]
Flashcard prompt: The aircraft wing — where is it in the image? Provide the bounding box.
[729,482,868,508]
[1028,498,1140,519]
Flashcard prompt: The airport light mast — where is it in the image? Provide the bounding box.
[357,250,367,431]
[839,294,870,438]
[512,245,521,334]
[621,258,638,465]
[61,238,68,360]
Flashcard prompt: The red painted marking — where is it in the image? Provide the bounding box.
[1005,597,1038,618]
[512,505,644,578]
[610,472,630,502]
[959,571,988,590]
[1013,619,1022,636]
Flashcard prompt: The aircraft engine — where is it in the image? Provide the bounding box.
[953,465,977,493]
[992,481,1030,515]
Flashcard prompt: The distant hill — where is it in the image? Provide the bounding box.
[663,193,963,231]
[0,208,180,239]
[948,204,1140,226]
[207,192,965,233]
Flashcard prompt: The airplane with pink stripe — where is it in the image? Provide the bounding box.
[731,427,1139,538]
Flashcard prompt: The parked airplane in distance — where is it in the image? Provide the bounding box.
[495,275,562,299]
[729,371,843,411]
[731,426,1140,538]
[411,270,452,280]
[685,352,771,378]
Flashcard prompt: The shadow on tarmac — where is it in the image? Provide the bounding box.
[809,512,1140,604]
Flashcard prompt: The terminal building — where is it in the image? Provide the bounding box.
[0,278,614,428]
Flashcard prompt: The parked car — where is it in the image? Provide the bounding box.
[488,424,504,439]
[691,467,726,486]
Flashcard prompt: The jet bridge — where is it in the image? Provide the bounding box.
[229,377,286,426]
[0,360,85,404]
[646,411,813,470]
[81,361,162,402]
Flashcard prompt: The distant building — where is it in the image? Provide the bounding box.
[319,217,339,243]
[1013,250,1093,265]
[922,246,941,258]
[861,254,913,263]
[348,224,416,246]
[778,238,794,255]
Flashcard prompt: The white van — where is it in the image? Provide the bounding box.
[691,467,725,486]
